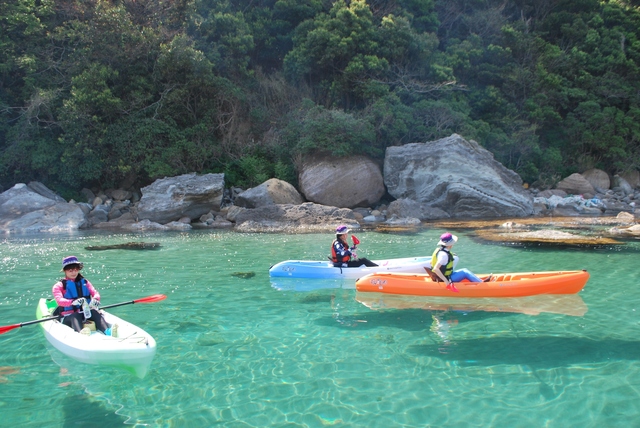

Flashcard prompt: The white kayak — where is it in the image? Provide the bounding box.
[36,298,157,378]
[269,256,431,279]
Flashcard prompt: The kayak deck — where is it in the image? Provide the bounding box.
[36,298,157,378]
[355,270,589,297]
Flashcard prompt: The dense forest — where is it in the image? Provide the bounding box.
[2,0,639,199]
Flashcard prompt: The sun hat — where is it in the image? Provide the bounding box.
[335,225,350,234]
[61,255,84,271]
[438,233,458,246]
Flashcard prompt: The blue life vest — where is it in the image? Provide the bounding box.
[61,278,92,312]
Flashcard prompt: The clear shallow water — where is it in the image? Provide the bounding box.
[0,229,639,427]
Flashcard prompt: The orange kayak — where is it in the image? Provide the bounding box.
[355,270,589,297]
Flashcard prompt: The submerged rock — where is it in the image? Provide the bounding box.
[231,271,256,279]
[85,242,162,251]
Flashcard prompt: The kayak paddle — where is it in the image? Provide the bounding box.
[351,235,361,258]
[0,294,167,335]
[99,294,166,310]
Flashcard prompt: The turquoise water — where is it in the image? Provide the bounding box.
[0,228,639,427]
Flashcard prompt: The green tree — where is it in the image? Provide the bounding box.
[0,0,62,187]
[282,101,376,158]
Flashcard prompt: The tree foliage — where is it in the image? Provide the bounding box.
[1,0,640,192]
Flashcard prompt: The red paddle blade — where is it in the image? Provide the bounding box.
[0,324,21,335]
[134,294,167,303]
[351,235,360,245]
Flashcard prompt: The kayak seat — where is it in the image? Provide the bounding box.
[423,266,442,282]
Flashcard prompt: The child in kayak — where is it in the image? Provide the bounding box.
[331,225,378,268]
[52,255,117,337]
[429,233,490,292]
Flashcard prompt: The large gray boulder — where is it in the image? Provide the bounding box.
[235,178,304,208]
[582,169,610,192]
[27,181,67,203]
[135,173,225,224]
[620,170,639,189]
[298,155,384,208]
[384,134,533,218]
[386,198,450,221]
[556,173,596,196]
[612,174,634,196]
[1,203,86,233]
[0,183,86,233]
[0,183,59,218]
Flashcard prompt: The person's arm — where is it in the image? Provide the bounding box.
[335,240,353,259]
[343,238,356,258]
[433,252,452,284]
[85,279,100,301]
[52,281,75,306]
[432,264,450,284]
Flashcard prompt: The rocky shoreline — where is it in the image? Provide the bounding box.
[427,213,639,246]
[1,134,637,246]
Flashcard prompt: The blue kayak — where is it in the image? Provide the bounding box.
[269,256,431,279]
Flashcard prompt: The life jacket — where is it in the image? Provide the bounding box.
[331,239,351,265]
[60,277,92,313]
[430,247,454,279]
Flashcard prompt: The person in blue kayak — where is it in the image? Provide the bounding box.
[331,225,378,268]
[52,255,117,337]
[429,233,490,292]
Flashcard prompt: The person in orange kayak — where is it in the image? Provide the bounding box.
[430,233,490,292]
[331,225,378,268]
[52,255,117,337]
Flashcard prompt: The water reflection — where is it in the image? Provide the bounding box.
[355,293,588,317]
[270,277,355,292]
[430,313,458,354]
[356,293,588,355]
